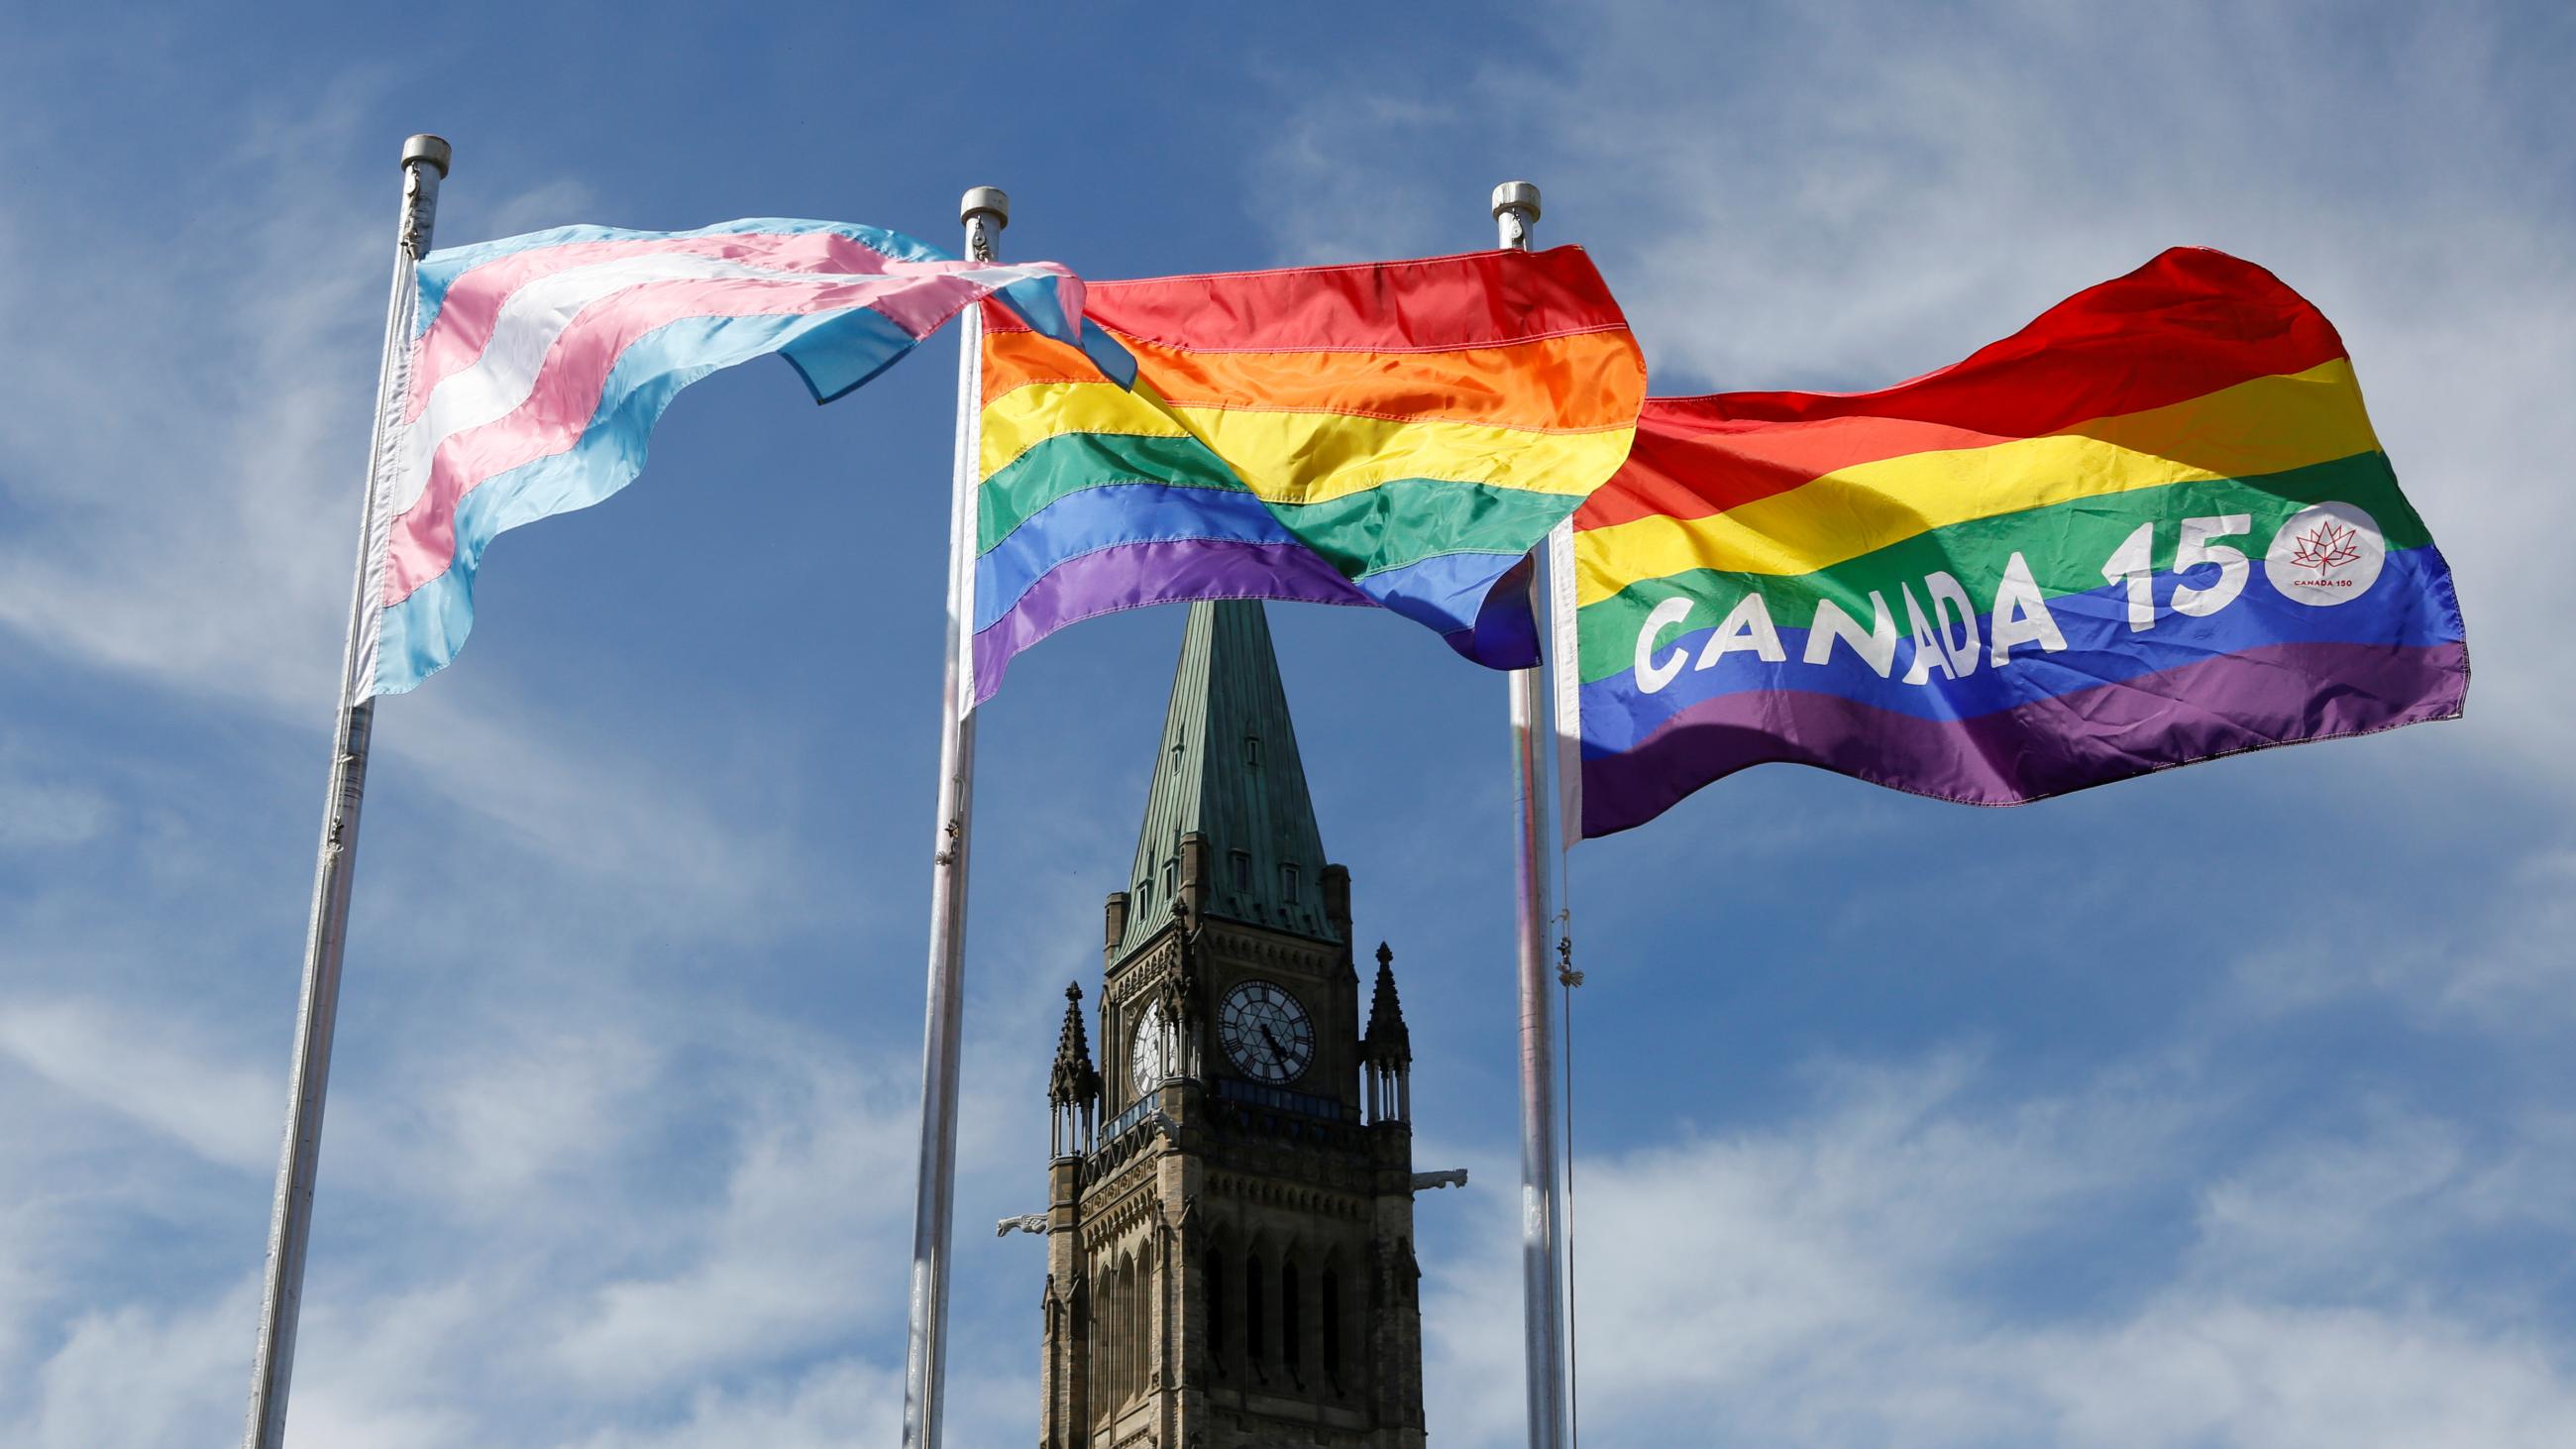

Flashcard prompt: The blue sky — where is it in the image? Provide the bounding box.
[3,3,2573,1445]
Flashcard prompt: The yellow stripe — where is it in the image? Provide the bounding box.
[1164,403,1629,505]
[984,381,1637,505]
[1574,360,2378,605]
[980,380,1194,482]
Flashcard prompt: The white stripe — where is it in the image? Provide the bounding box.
[953,305,986,717]
[1548,518,1582,849]
[350,261,422,704]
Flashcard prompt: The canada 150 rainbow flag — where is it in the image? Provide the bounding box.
[969,247,1646,705]
[353,218,1090,703]
[1555,247,2469,840]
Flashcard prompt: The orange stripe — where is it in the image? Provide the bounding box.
[1574,408,2030,529]
[981,327,1102,403]
[1112,327,1640,431]
[980,323,1644,433]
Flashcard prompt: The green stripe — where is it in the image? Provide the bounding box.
[1273,479,1579,580]
[1576,451,2427,682]
[978,431,1243,550]
[980,427,1587,581]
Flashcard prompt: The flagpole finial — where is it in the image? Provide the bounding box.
[402,134,452,176]
[1490,180,1541,222]
[960,186,1010,230]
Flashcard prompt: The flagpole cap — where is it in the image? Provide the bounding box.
[402,134,453,176]
[960,186,1010,230]
[1490,180,1541,221]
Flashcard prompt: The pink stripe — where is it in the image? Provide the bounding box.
[381,270,991,606]
[406,231,1015,422]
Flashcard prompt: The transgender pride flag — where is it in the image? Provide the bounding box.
[350,218,1090,702]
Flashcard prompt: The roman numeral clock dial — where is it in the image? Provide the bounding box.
[1129,998,1169,1097]
[1218,979,1315,1083]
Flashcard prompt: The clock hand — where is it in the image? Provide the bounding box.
[1260,1025,1287,1057]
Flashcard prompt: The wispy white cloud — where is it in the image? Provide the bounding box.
[0,998,279,1171]
[547,1048,918,1389]
[23,1286,250,1449]
[557,1360,906,1449]
[1424,1048,2576,1448]
[0,773,112,852]
[2225,846,2576,1030]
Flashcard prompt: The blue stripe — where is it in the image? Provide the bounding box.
[371,304,918,696]
[1579,546,2466,755]
[415,218,945,339]
[1356,549,1521,639]
[1460,555,1542,670]
[972,484,1295,633]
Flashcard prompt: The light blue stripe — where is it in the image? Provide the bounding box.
[371,304,917,696]
[971,484,1298,632]
[1073,318,1138,389]
[779,307,929,402]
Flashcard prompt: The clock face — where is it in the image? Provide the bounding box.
[1218,979,1315,1084]
[1129,998,1170,1097]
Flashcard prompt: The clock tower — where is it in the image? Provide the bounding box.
[1037,601,1428,1449]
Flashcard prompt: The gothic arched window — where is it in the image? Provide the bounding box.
[1281,1261,1302,1372]
[1090,1266,1109,1409]
[1206,1244,1227,1361]
[1244,1253,1265,1363]
[1322,1268,1342,1377]
[1119,1253,1140,1403]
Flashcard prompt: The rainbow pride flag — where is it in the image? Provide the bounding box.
[970,248,1645,704]
[1556,248,2468,839]
[354,219,1089,702]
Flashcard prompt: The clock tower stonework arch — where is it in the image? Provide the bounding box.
[1038,601,1428,1449]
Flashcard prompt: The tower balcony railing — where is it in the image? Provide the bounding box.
[1084,1077,1366,1182]
[1096,1096,1157,1151]
[1212,1075,1355,1124]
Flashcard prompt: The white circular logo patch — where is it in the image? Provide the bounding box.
[2265,502,2385,607]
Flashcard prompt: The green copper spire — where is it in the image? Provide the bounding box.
[1120,601,1336,956]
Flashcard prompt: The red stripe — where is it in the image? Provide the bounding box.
[1579,407,2020,529]
[1069,246,1630,354]
[1575,248,2350,530]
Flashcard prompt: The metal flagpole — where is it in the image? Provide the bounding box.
[902,184,1007,1449]
[244,132,450,1449]
[1494,179,1569,1449]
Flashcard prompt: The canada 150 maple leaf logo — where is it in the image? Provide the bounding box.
[2265,502,2385,607]
[2288,518,2364,574]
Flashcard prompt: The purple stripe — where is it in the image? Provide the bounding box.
[1580,639,2469,837]
[971,539,1372,703]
